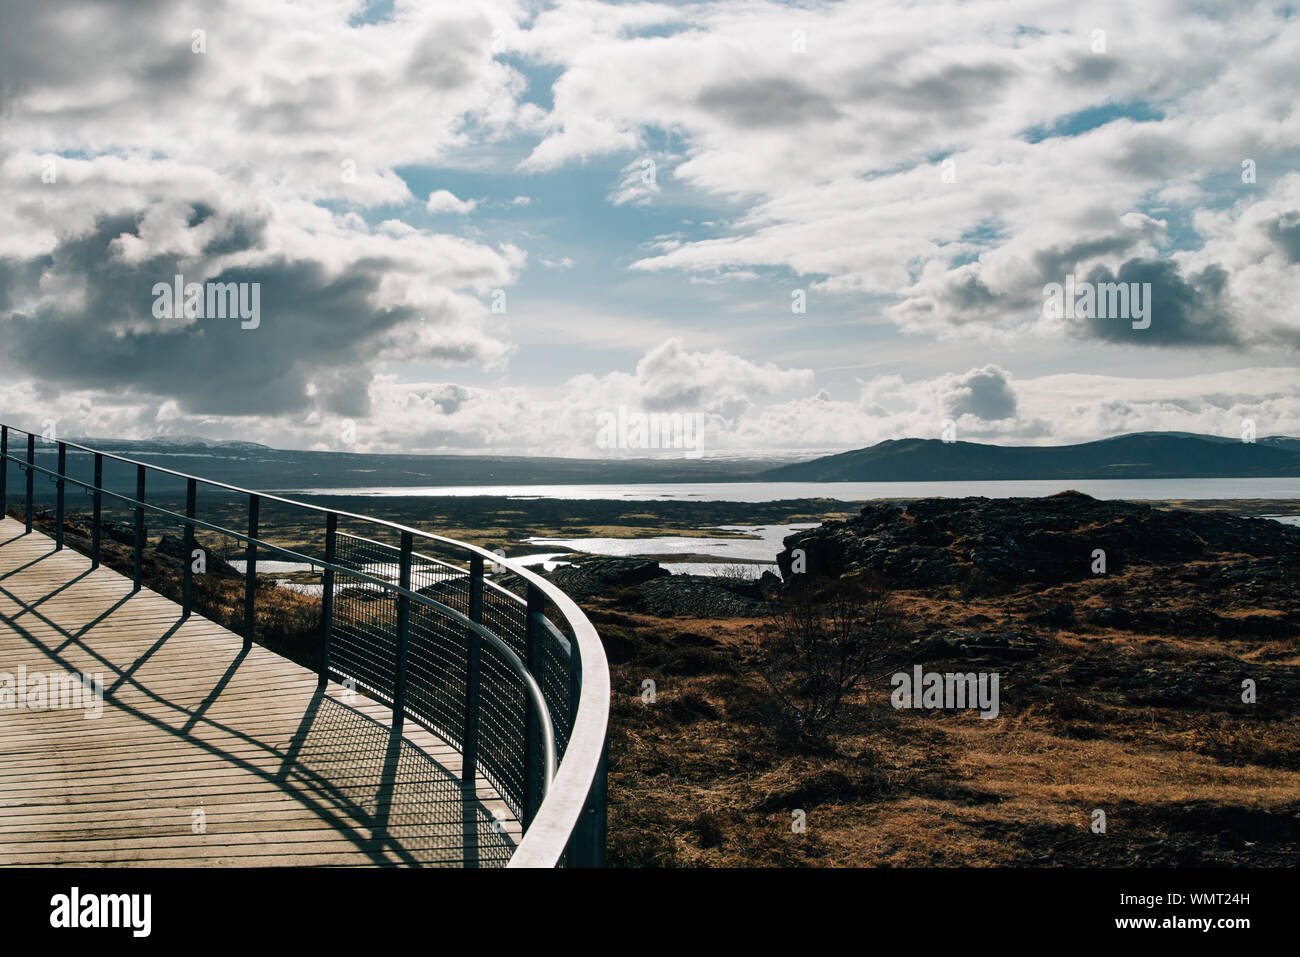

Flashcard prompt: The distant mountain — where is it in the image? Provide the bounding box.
[75,435,273,452]
[1100,431,1300,450]
[1260,436,1300,452]
[24,440,774,498]
[20,430,1300,497]
[759,433,1300,482]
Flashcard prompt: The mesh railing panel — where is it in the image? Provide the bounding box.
[540,617,575,758]
[489,570,577,761]
[327,533,574,823]
[331,534,400,704]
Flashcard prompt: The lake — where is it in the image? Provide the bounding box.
[524,523,819,577]
[284,477,1300,502]
[244,480,1300,581]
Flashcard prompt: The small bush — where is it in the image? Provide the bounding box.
[749,573,905,741]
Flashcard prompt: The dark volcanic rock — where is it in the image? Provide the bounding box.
[930,628,1042,661]
[544,556,670,601]
[1034,602,1076,628]
[98,520,138,546]
[882,544,962,586]
[570,557,669,587]
[1089,606,1136,629]
[636,575,770,618]
[156,534,241,577]
[775,491,1300,590]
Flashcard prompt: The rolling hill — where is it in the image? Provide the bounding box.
[759,433,1300,482]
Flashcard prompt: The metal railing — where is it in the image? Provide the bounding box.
[0,423,609,867]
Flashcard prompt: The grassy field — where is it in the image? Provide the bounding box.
[594,560,1299,866]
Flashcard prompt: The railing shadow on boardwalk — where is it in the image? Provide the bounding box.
[0,537,513,867]
[276,695,514,867]
[0,420,610,867]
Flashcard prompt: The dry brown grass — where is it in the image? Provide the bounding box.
[596,565,1300,867]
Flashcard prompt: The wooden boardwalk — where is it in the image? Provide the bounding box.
[0,517,518,866]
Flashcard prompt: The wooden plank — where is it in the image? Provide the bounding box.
[0,518,515,867]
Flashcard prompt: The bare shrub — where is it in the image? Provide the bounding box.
[714,561,761,581]
[750,573,905,740]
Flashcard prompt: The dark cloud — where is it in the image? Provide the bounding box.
[1072,258,1239,347]
[1055,53,1123,86]
[0,0,208,103]
[846,61,1015,142]
[431,384,471,415]
[1104,129,1189,179]
[1266,211,1300,263]
[310,368,372,418]
[134,40,208,88]
[406,16,491,91]
[943,366,1017,420]
[878,62,1015,114]
[0,205,490,416]
[0,255,47,312]
[202,211,269,256]
[237,75,353,136]
[1033,233,1145,279]
[697,77,841,128]
[904,232,1148,328]
[944,271,1000,313]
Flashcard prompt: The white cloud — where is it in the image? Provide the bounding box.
[508,0,1300,350]
[5,353,1298,457]
[607,156,664,206]
[425,190,479,215]
[1,0,1296,454]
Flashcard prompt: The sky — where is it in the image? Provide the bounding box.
[1,0,1298,457]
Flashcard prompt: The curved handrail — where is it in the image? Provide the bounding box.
[333,529,565,645]
[0,422,609,867]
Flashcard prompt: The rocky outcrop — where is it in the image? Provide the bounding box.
[776,491,1300,588]
[156,534,241,577]
[544,556,778,617]
[544,556,671,601]
[635,574,772,618]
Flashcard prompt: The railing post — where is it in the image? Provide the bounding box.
[394,531,413,725]
[54,441,66,549]
[25,433,35,533]
[319,512,337,684]
[1,425,8,521]
[181,477,196,617]
[132,464,145,592]
[91,453,102,568]
[462,553,483,790]
[243,494,259,647]
[523,582,545,829]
